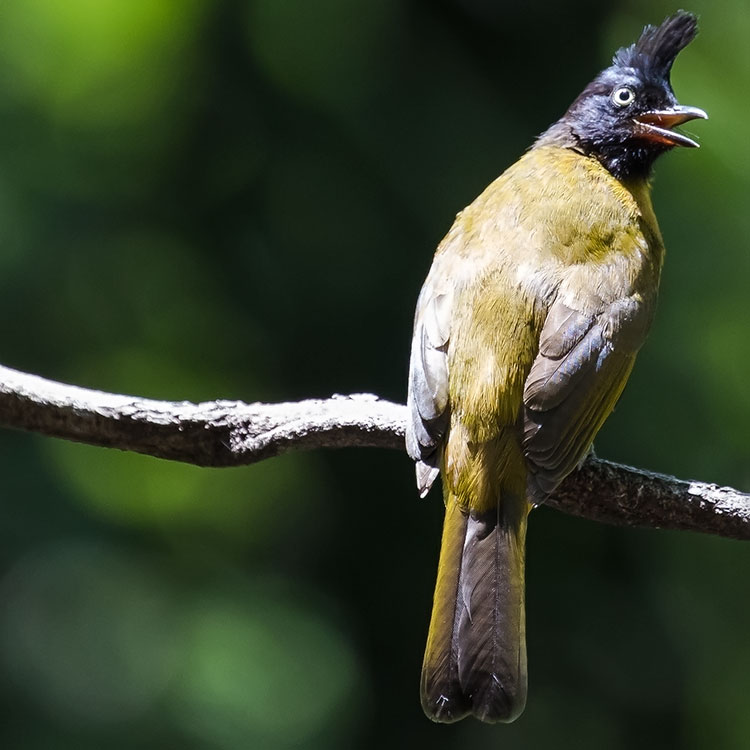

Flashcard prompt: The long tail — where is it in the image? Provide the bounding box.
[421,493,528,723]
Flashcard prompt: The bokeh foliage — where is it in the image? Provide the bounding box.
[0,1,748,748]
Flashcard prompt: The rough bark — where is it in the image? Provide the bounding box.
[1,363,748,540]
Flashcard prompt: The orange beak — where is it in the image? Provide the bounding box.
[634,105,708,148]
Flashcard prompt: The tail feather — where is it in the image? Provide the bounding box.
[421,494,528,723]
[420,500,470,722]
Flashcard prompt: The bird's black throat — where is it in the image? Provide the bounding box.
[590,140,669,181]
[536,118,668,181]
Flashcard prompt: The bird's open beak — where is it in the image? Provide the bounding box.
[633,105,708,148]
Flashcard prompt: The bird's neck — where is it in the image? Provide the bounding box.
[534,119,660,183]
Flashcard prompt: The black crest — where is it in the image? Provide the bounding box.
[613,11,698,81]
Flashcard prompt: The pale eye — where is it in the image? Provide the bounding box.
[611,86,636,108]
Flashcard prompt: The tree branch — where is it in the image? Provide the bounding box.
[1,363,748,540]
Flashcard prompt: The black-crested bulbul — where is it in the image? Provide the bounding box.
[406,12,706,723]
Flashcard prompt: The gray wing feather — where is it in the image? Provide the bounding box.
[407,283,453,496]
[523,297,650,502]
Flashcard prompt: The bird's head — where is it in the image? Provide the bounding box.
[546,11,707,180]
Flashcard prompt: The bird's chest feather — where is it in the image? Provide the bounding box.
[443,146,664,433]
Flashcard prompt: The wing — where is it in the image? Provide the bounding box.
[406,273,454,497]
[522,295,652,503]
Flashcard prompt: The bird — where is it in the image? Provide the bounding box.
[406,12,706,724]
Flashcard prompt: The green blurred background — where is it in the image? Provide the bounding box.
[0,1,747,748]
